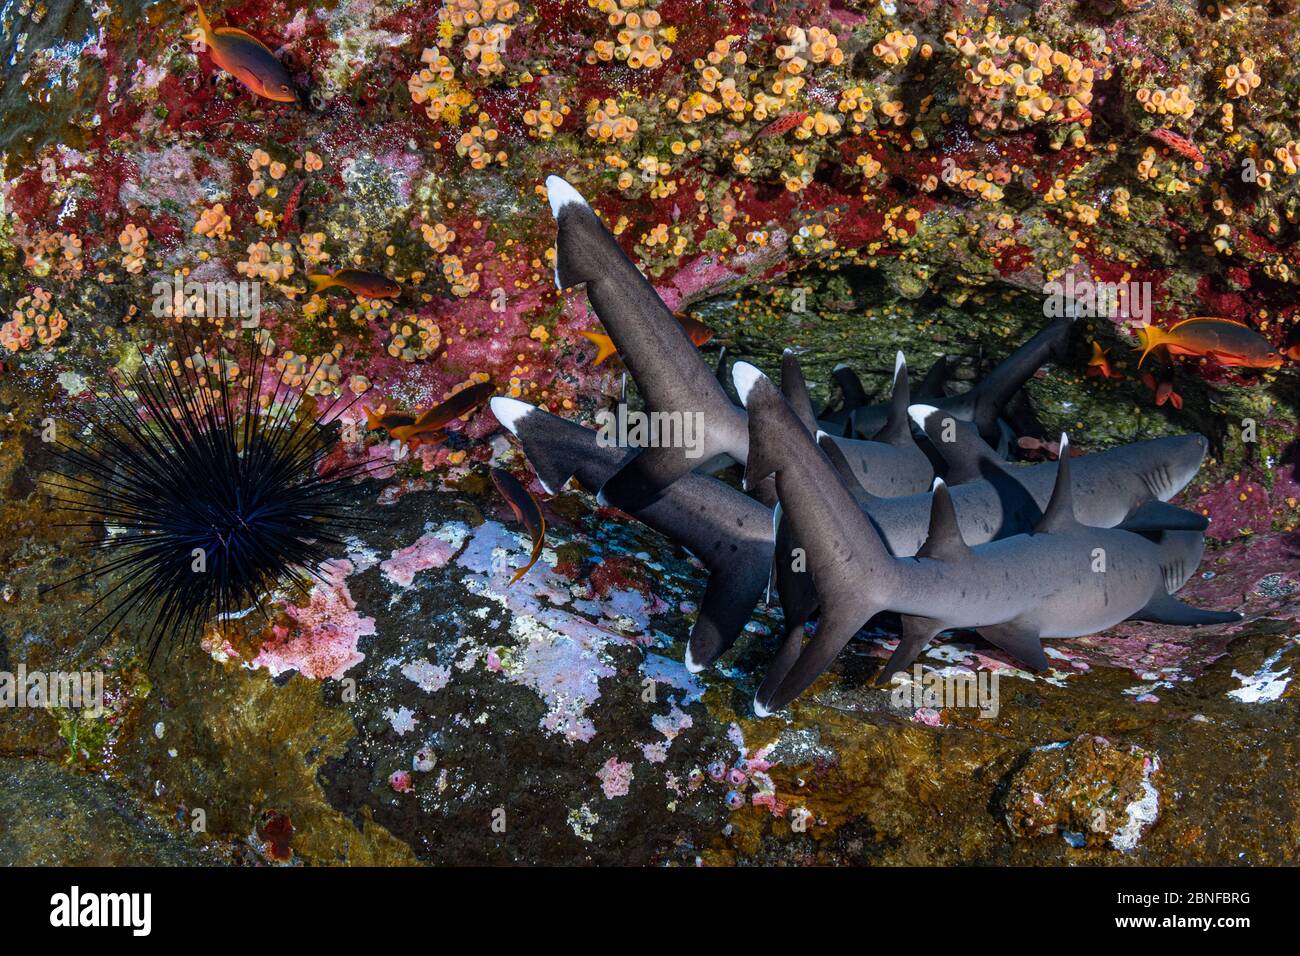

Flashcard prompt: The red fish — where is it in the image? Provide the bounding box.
[1141,371,1183,410]
[490,467,546,586]
[1084,340,1122,379]
[389,381,494,445]
[193,2,297,103]
[1136,317,1282,369]
[673,311,716,348]
[757,112,809,139]
[1285,342,1300,362]
[308,270,401,300]
[1148,128,1205,165]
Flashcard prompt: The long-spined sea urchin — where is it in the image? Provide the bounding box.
[40,333,375,661]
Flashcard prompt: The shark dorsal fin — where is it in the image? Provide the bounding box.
[780,349,819,435]
[871,351,914,447]
[816,431,880,505]
[832,363,869,409]
[917,478,969,562]
[1035,434,1078,533]
[916,354,950,400]
[908,404,1005,485]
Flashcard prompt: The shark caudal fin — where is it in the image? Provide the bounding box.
[908,404,1006,485]
[491,396,624,495]
[546,176,601,288]
[738,361,893,714]
[917,478,970,561]
[1034,434,1079,533]
[961,312,1075,439]
[871,351,914,447]
[781,349,819,434]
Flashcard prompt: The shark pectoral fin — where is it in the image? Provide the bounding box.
[977,622,1050,672]
[1034,434,1079,534]
[1128,594,1243,626]
[685,549,771,671]
[917,479,970,561]
[877,615,945,684]
[598,445,693,511]
[773,511,820,633]
[756,604,870,714]
[780,350,819,435]
[755,623,808,715]
[1117,500,1209,533]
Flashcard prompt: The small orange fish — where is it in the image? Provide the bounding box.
[363,404,416,432]
[193,2,297,103]
[389,381,494,445]
[491,467,545,586]
[1141,371,1183,410]
[308,270,401,300]
[1136,317,1283,369]
[1285,342,1300,362]
[1085,340,1123,379]
[673,311,716,348]
[581,314,714,367]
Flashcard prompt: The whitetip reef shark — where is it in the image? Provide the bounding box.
[548,175,942,508]
[733,360,1242,715]
[489,396,771,671]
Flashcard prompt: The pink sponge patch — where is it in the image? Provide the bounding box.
[381,532,457,588]
[253,559,375,680]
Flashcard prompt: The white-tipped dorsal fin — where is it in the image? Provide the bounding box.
[545,176,588,218]
[489,396,535,437]
[731,362,765,406]
[907,403,940,431]
[1035,432,1078,534]
[894,350,906,380]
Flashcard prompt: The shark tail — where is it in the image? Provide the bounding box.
[546,176,601,288]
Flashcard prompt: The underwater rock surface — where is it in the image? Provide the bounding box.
[0,0,1298,864]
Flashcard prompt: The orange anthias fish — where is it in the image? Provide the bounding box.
[307,270,402,300]
[1136,317,1283,369]
[363,404,416,432]
[490,467,545,586]
[1085,340,1123,379]
[1285,342,1300,362]
[581,313,714,367]
[1141,370,1183,410]
[193,2,297,103]
[388,380,494,445]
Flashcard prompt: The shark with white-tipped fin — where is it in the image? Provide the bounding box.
[489,396,770,672]
[734,362,1242,715]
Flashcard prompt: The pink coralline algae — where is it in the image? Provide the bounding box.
[252,559,375,680]
[380,531,459,587]
[596,757,634,799]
